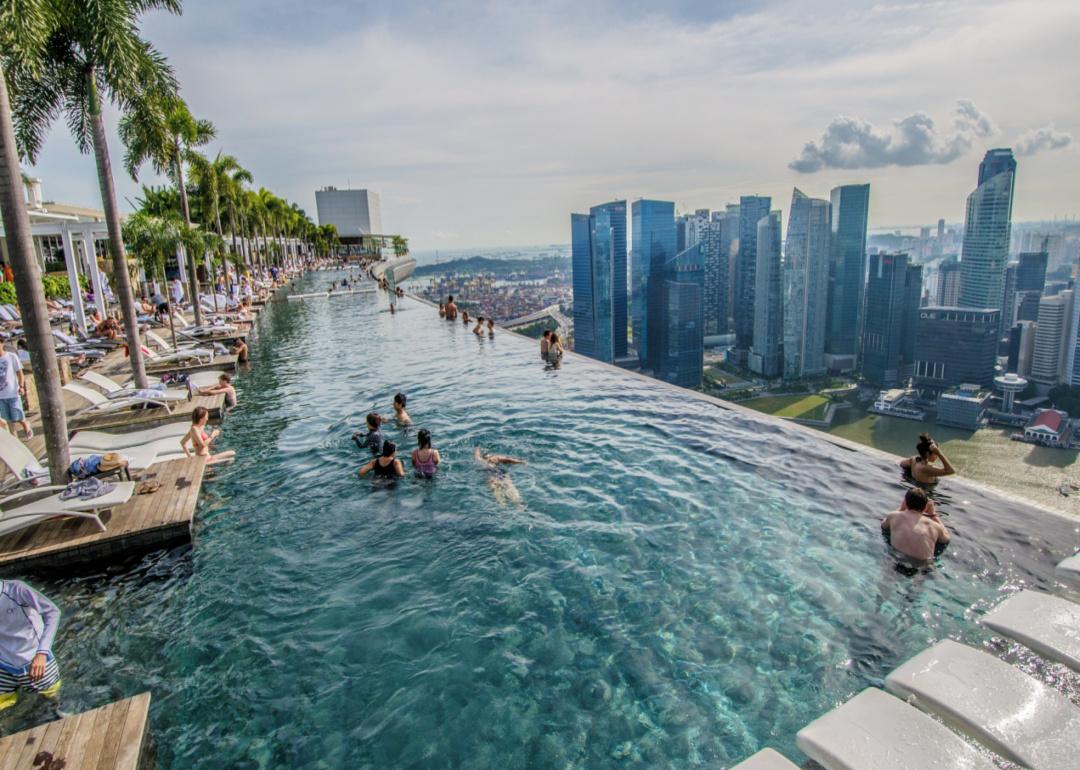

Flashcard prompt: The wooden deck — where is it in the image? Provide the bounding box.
[66,393,225,433]
[0,456,206,573]
[141,355,239,376]
[0,693,151,770]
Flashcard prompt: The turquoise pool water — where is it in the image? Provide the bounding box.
[7,271,1079,768]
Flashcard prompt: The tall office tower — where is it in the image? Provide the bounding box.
[783,189,831,379]
[701,220,729,337]
[959,149,1016,310]
[1013,249,1049,324]
[655,243,705,387]
[683,208,711,249]
[934,218,945,257]
[734,196,772,359]
[722,204,740,331]
[913,307,1000,391]
[1001,263,1018,335]
[824,183,869,370]
[937,258,962,305]
[1068,289,1080,385]
[675,216,689,253]
[1031,290,1074,384]
[749,210,783,378]
[570,200,628,363]
[1006,321,1037,376]
[860,253,922,388]
[631,200,677,368]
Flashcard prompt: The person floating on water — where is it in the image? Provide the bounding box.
[475,447,526,507]
[393,393,412,426]
[0,579,62,711]
[899,433,955,485]
[881,487,951,562]
[359,441,406,480]
[411,429,441,478]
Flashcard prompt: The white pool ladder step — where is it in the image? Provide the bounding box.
[981,589,1080,672]
[884,639,1080,770]
[729,748,800,769]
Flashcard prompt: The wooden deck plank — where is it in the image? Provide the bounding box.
[90,698,133,770]
[112,692,151,770]
[9,716,63,769]
[62,696,108,770]
[67,394,225,433]
[47,710,86,768]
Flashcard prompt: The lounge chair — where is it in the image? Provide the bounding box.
[68,422,190,451]
[0,425,164,484]
[0,431,48,490]
[795,688,997,770]
[0,481,135,538]
[884,639,1079,769]
[144,331,224,362]
[981,590,1080,672]
[79,370,190,401]
[63,382,177,417]
[729,749,799,770]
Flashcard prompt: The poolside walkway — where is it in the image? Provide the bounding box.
[0,693,151,769]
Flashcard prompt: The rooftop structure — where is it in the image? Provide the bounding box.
[994,372,1028,413]
[1021,408,1072,447]
[936,383,990,431]
[315,187,383,238]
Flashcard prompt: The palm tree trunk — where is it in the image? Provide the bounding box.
[174,153,204,325]
[88,69,147,389]
[0,67,70,483]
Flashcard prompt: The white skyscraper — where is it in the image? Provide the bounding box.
[783,188,831,379]
[1031,290,1074,385]
[315,187,383,236]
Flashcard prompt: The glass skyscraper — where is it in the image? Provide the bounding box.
[701,220,729,337]
[825,183,870,368]
[749,210,783,378]
[860,252,922,388]
[783,189,831,379]
[733,195,772,359]
[959,148,1016,310]
[656,243,705,388]
[631,200,676,368]
[570,200,627,363]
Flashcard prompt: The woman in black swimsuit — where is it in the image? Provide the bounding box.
[359,441,405,479]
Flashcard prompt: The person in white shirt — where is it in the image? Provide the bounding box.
[0,579,61,710]
[0,339,31,439]
[170,277,184,307]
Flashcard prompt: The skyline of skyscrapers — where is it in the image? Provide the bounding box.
[825,184,871,371]
[958,148,1016,310]
[783,188,831,379]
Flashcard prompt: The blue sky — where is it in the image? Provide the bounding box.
[24,0,1080,249]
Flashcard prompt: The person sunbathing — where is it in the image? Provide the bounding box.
[180,406,235,465]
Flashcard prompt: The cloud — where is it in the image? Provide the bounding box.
[1015,122,1072,156]
[789,100,995,173]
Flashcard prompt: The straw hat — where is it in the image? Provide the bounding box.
[99,452,128,472]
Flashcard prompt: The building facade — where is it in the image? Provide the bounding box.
[913,307,1000,391]
[315,187,383,238]
[701,219,730,337]
[860,252,922,388]
[733,196,772,360]
[1031,290,1073,385]
[825,183,870,370]
[656,243,705,388]
[958,149,1016,311]
[570,201,628,364]
[749,210,783,378]
[783,189,831,379]
[936,258,961,306]
[1006,321,1037,377]
[631,200,676,368]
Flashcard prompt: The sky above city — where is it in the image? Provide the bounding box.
[24,0,1080,250]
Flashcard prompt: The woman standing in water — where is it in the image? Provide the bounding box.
[900,433,956,485]
[359,441,406,479]
[411,429,441,478]
[546,332,565,368]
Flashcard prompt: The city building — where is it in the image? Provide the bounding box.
[721,204,740,334]
[860,252,922,388]
[701,219,729,338]
[994,372,1028,414]
[936,258,961,306]
[1030,290,1074,385]
[749,210,783,378]
[631,200,677,369]
[958,149,1016,310]
[733,195,772,362]
[570,200,628,363]
[1006,321,1037,377]
[1022,409,1072,447]
[1005,250,1048,330]
[656,243,705,388]
[936,384,990,431]
[824,183,870,370]
[315,187,383,238]
[913,307,1000,392]
[869,388,925,420]
[783,189,831,379]
[1067,284,1080,386]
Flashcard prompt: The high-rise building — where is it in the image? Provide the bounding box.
[784,189,831,379]
[937,258,961,306]
[722,204,740,332]
[1006,321,1037,377]
[1064,289,1080,386]
[631,200,677,368]
[913,307,1000,391]
[570,200,628,363]
[1031,290,1074,385]
[701,220,729,337]
[958,149,1016,310]
[1001,263,1018,336]
[824,184,870,370]
[1012,249,1049,325]
[734,196,772,359]
[860,252,922,388]
[315,187,382,237]
[685,208,711,249]
[656,243,705,388]
[749,210,783,378]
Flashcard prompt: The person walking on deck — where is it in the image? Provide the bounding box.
[0,339,32,439]
[170,276,185,308]
[0,580,62,710]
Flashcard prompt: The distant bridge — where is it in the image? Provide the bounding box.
[504,304,571,331]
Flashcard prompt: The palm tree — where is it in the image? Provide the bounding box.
[10,0,182,389]
[123,211,181,348]
[0,0,70,482]
[392,235,409,257]
[119,93,214,324]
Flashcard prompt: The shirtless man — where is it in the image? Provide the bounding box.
[475,447,526,508]
[444,295,458,320]
[881,487,950,561]
[899,433,955,485]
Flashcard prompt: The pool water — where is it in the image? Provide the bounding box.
[8,271,1079,768]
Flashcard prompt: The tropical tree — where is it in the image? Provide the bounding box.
[392,235,409,257]
[119,93,214,324]
[10,0,183,389]
[122,211,181,348]
[0,0,70,481]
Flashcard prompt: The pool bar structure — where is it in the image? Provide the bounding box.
[733,554,1080,770]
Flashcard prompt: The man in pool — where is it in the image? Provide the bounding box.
[445,295,458,320]
[475,447,526,508]
[881,487,950,561]
[0,579,62,711]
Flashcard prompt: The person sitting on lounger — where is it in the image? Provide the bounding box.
[353,412,383,454]
[0,579,62,711]
[359,441,405,480]
[899,433,955,485]
[393,393,411,425]
[881,487,950,562]
[198,373,237,410]
[181,406,235,465]
[475,447,526,507]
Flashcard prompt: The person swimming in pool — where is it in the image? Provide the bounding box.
[487,318,495,337]
[411,429,441,478]
[445,296,458,320]
[540,330,551,360]
[899,433,956,485]
[359,441,406,480]
[881,487,950,562]
[475,447,526,507]
[473,316,484,335]
[392,392,412,425]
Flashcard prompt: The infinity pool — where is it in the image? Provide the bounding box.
[7,271,1079,768]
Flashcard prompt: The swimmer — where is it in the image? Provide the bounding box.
[392,392,412,425]
[899,433,955,485]
[473,316,484,335]
[359,441,405,479]
[445,295,458,320]
[475,447,526,507]
[438,302,446,318]
[198,373,238,410]
[546,331,565,368]
[411,429,441,478]
[487,318,495,337]
[352,412,383,454]
[461,310,470,325]
[881,487,950,561]
[180,406,235,465]
[540,329,551,360]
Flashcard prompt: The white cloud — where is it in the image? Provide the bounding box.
[1015,122,1072,156]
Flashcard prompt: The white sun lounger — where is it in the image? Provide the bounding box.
[0,481,135,538]
[63,382,176,417]
[730,749,800,770]
[79,370,190,401]
[795,688,997,770]
[1058,552,1080,586]
[145,330,220,356]
[68,423,190,451]
[884,639,1080,769]
[0,431,48,489]
[982,590,1080,672]
[68,444,163,473]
